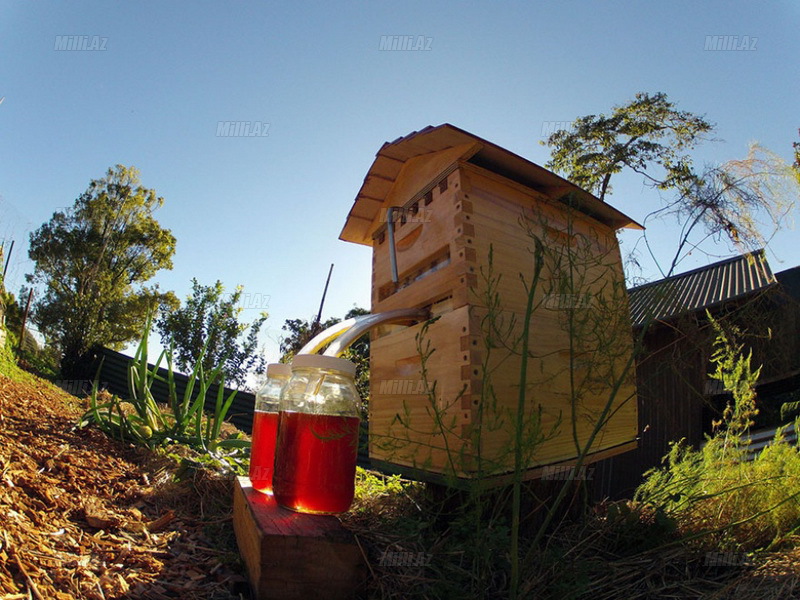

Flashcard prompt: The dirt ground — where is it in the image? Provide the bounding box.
[0,372,251,599]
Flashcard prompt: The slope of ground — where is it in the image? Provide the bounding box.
[0,372,250,599]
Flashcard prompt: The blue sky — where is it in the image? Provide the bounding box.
[1,1,798,366]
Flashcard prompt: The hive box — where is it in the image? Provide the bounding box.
[340,124,641,482]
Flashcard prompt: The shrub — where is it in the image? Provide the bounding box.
[635,314,800,551]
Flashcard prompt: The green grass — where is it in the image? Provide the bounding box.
[0,329,39,386]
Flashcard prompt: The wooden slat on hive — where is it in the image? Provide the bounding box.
[368,153,405,182]
[381,143,477,209]
[372,261,468,312]
[378,127,480,161]
[371,178,462,282]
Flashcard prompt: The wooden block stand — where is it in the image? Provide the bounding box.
[233,477,366,599]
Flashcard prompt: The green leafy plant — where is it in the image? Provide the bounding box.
[354,467,412,504]
[81,313,250,465]
[156,278,268,390]
[635,314,800,551]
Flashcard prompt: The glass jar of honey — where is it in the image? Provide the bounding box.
[273,355,361,514]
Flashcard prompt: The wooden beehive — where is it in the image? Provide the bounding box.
[340,124,642,482]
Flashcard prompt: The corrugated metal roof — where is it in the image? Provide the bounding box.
[628,249,776,327]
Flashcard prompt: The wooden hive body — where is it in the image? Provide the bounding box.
[341,125,641,482]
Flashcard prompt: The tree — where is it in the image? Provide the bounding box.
[279,316,341,360]
[279,306,370,399]
[27,165,176,377]
[156,278,268,390]
[544,92,796,277]
[1,288,35,350]
[648,144,796,275]
[793,129,800,185]
[543,91,713,201]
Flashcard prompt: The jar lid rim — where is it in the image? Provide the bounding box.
[266,363,292,377]
[291,354,357,376]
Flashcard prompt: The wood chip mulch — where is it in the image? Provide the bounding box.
[0,373,251,599]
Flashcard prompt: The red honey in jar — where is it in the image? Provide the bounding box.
[273,355,361,514]
[249,363,292,494]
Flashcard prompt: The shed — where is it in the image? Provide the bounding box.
[593,250,800,498]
